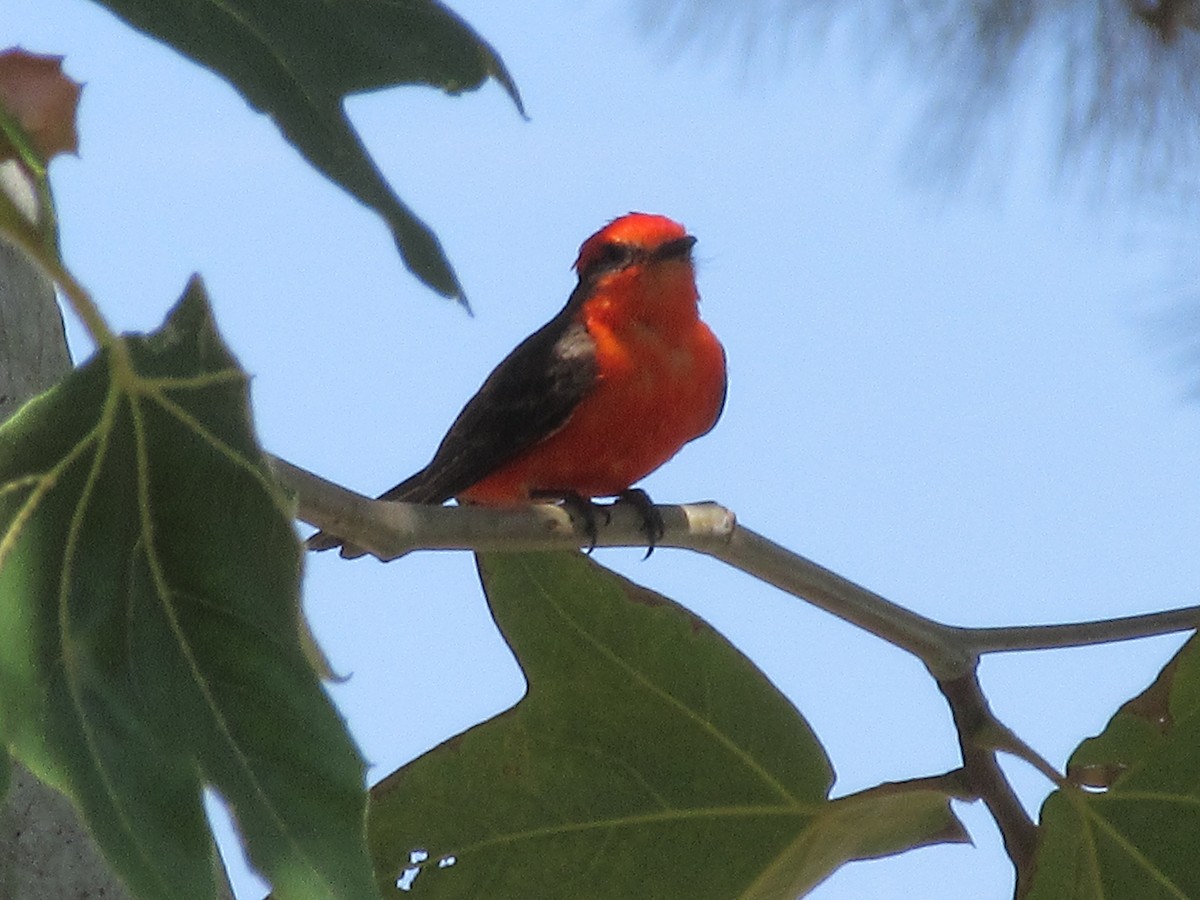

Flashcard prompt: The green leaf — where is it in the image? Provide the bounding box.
[738,782,971,900]
[0,278,377,900]
[1067,634,1196,788]
[368,551,966,899]
[1028,635,1200,899]
[87,0,525,303]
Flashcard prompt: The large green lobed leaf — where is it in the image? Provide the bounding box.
[86,0,525,302]
[369,551,966,898]
[0,279,377,900]
[1029,635,1200,899]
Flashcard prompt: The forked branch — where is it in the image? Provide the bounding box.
[276,456,1200,677]
[276,456,1199,892]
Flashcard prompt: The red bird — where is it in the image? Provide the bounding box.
[308,213,727,557]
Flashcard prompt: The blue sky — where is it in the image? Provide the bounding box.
[9,1,1200,897]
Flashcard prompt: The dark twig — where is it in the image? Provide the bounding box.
[938,672,1039,897]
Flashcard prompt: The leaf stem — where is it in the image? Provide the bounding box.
[41,253,120,350]
[0,163,117,352]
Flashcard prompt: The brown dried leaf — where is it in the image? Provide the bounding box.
[0,48,82,162]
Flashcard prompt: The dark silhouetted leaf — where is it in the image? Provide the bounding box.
[87,0,525,302]
[0,279,376,900]
[368,551,966,898]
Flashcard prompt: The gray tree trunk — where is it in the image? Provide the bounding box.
[0,231,135,899]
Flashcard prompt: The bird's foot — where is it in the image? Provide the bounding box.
[536,490,609,554]
[535,489,663,557]
[615,488,665,559]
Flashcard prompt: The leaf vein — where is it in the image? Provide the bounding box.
[520,556,802,806]
[57,386,177,895]
[128,390,329,889]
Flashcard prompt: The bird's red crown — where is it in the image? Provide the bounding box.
[573,213,690,274]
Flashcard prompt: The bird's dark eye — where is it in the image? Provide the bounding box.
[582,241,634,279]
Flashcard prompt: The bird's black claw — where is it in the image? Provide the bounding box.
[535,489,662,557]
[616,489,664,559]
[540,490,605,553]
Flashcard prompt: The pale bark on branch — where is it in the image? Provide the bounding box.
[277,455,1200,680]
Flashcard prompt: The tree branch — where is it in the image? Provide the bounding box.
[273,456,737,557]
[956,608,1200,655]
[938,672,1039,898]
[714,526,973,678]
[275,457,974,678]
[278,456,1200,675]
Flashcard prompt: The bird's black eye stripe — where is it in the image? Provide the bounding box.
[580,234,696,282]
[582,241,635,280]
[654,235,697,261]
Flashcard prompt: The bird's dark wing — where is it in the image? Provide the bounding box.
[304,249,650,555]
[378,301,598,504]
[305,303,596,555]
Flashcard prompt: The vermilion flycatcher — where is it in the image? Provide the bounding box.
[308,213,726,557]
